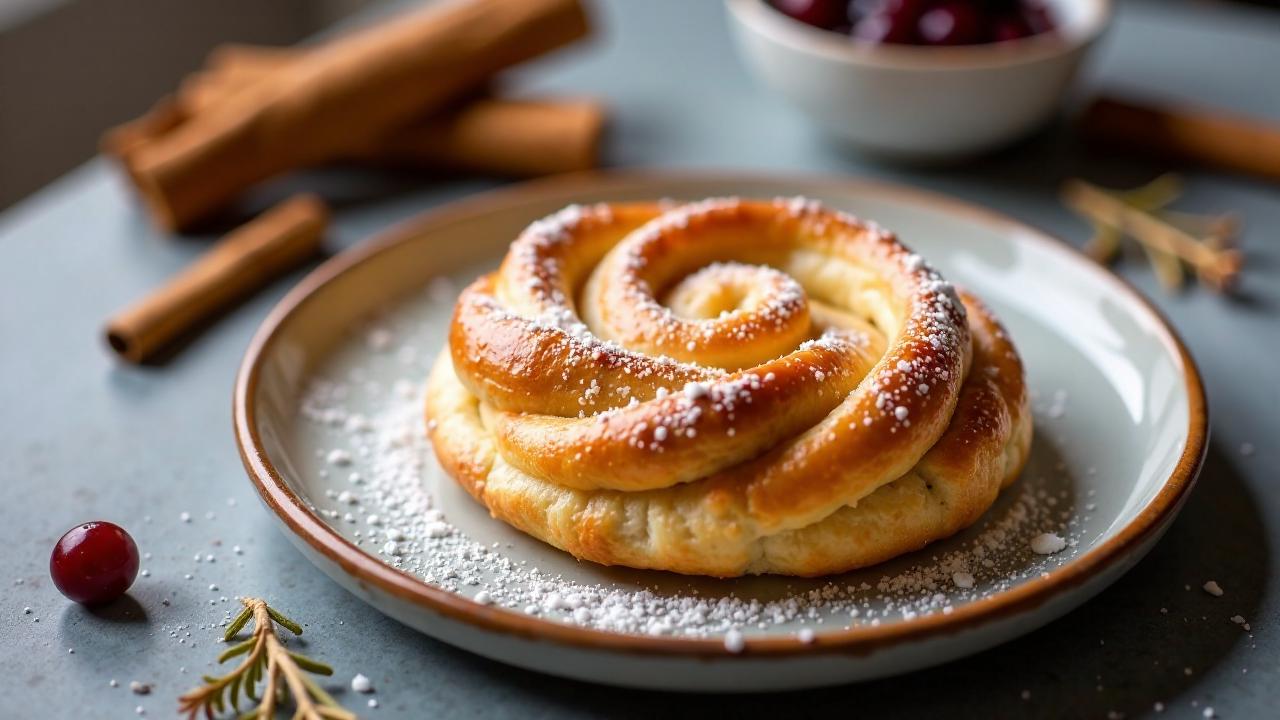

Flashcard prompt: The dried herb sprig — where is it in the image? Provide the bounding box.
[178,597,356,720]
[1061,175,1243,292]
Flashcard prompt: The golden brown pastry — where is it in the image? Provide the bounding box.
[425,198,1031,577]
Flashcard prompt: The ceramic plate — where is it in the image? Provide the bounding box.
[234,172,1205,691]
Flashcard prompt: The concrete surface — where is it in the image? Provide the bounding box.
[1,0,1277,717]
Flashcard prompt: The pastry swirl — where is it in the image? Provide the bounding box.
[426,198,1031,577]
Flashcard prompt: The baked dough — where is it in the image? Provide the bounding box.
[426,198,1031,577]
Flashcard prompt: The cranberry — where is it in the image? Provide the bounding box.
[1020,1,1056,34]
[50,522,139,605]
[787,0,1054,44]
[884,0,927,18]
[845,0,888,21]
[852,0,926,23]
[771,0,847,29]
[917,2,984,45]
[991,13,1032,41]
[850,0,927,44]
[852,12,916,44]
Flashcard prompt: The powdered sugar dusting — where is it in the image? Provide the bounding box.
[294,279,1084,642]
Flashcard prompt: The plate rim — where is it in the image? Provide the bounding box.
[233,170,1207,659]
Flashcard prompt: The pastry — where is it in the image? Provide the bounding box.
[425,197,1031,577]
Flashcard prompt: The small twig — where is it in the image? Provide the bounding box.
[1084,220,1124,264]
[1138,237,1186,291]
[178,597,355,720]
[1162,210,1239,249]
[1083,174,1182,265]
[1062,178,1242,291]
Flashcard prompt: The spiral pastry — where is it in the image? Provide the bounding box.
[425,198,1031,577]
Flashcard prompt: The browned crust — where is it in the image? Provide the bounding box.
[426,285,1027,578]
[446,199,974,528]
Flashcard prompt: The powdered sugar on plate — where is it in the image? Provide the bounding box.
[292,258,1086,642]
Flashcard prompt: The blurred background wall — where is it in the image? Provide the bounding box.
[0,0,373,210]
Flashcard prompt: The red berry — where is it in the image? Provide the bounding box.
[918,2,984,45]
[991,13,1032,42]
[852,12,916,44]
[884,0,927,18]
[1020,1,1056,34]
[50,522,139,605]
[851,0,926,43]
[771,0,846,29]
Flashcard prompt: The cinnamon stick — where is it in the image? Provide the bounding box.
[101,45,293,158]
[205,44,297,78]
[1080,96,1280,183]
[100,96,187,159]
[107,92,605,179]
[123,0,589,231]
[184,46,606,173]
[105,194,328,363]
[179,45,297,114]
[348,98,604,176]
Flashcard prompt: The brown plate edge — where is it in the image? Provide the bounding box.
[232,169,1208,660]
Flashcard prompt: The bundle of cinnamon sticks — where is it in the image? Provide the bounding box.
[103,0,601,232]
[103,0,599,364]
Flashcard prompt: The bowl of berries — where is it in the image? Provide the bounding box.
[726,0,1111,158]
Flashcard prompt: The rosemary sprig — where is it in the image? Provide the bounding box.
[178,597,356,720]
[1062,175,1243,292]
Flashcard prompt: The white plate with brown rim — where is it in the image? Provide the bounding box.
[233,172,1206,691]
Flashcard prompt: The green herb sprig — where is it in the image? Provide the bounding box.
[178,597,356,720]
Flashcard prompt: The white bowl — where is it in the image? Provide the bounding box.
[726,0,1112,159]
